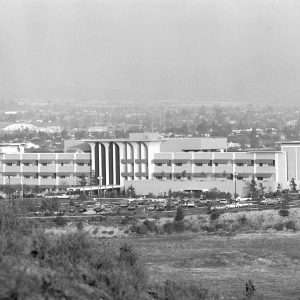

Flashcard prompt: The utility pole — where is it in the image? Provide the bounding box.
[233,172,237,201]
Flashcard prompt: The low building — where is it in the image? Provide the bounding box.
[0,134,300,195]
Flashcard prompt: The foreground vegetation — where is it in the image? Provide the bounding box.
[2,202,299,299]
[0,204,219,300]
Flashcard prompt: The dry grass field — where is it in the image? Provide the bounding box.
[127,231,300,300]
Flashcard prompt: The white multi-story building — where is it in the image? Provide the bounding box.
[1,134,300,195]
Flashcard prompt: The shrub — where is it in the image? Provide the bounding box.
[143,219,157,232]
[279,209,289,217]
[210,210,220,222]
[136,223,148,235]
[163,222,174,234]
[285,220,297,231]
[92,228,98,235]
[150,280,209,300]
[76,221,84,231]
[238,215,248,226]
[174,220,185,233]
[273,222,284,231]
[54,216,67,227]
[174,207,184,222]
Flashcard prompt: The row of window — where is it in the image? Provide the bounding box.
[5,174,86,179]
[155,161,275,167]
[154,175,269,181]
[4,162,90,167]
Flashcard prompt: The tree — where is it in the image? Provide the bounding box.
[246,176,258,200]
[289,178,297,192]
[126,185,136,198]
[78,175,87,187]
[276,183,282,197]
[258,182,265,200]
[174,206,184,222]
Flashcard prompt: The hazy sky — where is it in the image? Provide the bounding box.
[1,0,300,104]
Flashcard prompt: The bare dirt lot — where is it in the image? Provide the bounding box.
[126,232,300,300]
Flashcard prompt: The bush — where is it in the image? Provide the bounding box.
[273,222,284,231]
[136,223,148,235]
[76,221,84,231]
[209,210,220,222]
[163,222,174,234]
[143,219,157,232]
[54,216,67,227]
[279,209,289,217]
[285,220,297,231]
[174,220,185,233]
[238,215,248,226]
[149,280,209,300]
[174,207,184,222]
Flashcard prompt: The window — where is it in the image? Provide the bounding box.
[6,163,12,166]
[175,163,182,166]
[257,177,263,180]
[247,160,254,166]
[208,160,213,166]
[41,162,47,166]
[155,163,162,166]
[267,160,275,166]
[195,163,202,166]
[259,163,263,167]
[236,163,244,166]
[60,176,66,179]
[167,161,172,166]
[77,162,84,166]
[24,175,31,179]
[61,162,64,166]
[42,176,48,179]
[214,163,218,166]
[23,163,30,166]
[16,161,20,166]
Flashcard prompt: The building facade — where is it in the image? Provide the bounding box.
[0,144,90,188]
[0,135,300,195]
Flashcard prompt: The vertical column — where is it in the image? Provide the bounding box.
[55,154,59,186]
[128,142,134,180]
[133,142,139,180]
[296,148,298,181]
[171,152,175,179]
[89,143,96,176]
[112,143,116,185]
[275,153,279,183]
[98,144,103,179]
[1,154,6,185]
[104,143,110,185]
[232,153,236,180]
[138,142,142,177]
[117,142,125,186]
[20,152,23,187]
[73,153,77,186]
[124,142,128,176]
[253,153,257,178]
[212,153,215,175]
[38,154,41,186]
[191,152,195,179]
